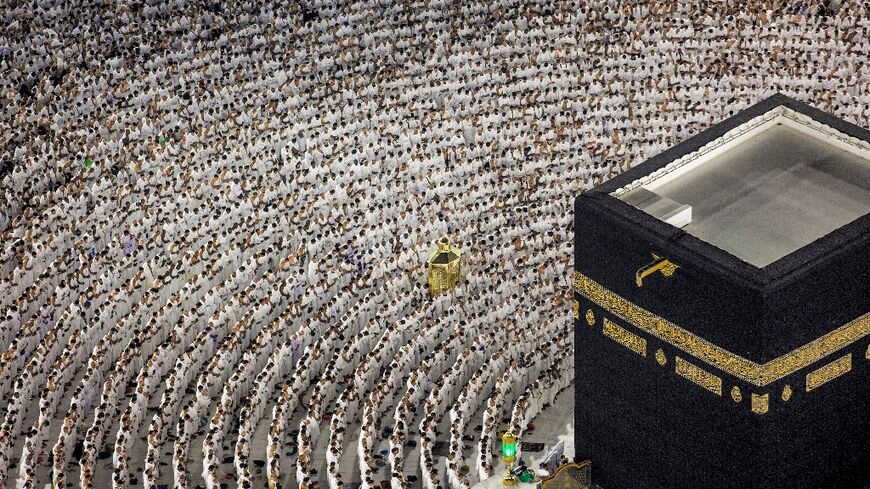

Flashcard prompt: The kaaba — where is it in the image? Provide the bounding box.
[573,94,870,489]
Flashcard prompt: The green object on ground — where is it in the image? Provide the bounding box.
[84,158,93,168]
[519,470,535,483]
[159,138,167,146]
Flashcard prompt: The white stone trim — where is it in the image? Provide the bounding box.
[611,105,870,196]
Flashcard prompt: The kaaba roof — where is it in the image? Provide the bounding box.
[585,94,870,288]
[614,106,870,267]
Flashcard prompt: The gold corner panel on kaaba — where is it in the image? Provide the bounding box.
[573,270,870,414]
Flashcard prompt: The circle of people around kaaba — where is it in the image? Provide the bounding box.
[0,0,869,488]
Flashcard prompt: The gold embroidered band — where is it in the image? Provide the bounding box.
[806,354,852,392]
[603,318,647,357]
[573,271,870,387]
[675,356,722,396]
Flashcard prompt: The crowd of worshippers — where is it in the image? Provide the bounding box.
[1,0,870,488]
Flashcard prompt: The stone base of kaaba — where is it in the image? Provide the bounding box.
[573,302,870,489]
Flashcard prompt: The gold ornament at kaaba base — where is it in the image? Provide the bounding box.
[541,461,593,489]
[865,344,870,360]
[655,348,667,366]
[572,300,580,320]
[782,384,793,402]
[751,393,769,415]
[731,386,743,403]
[585,309,596,326]
[427,236,461,296]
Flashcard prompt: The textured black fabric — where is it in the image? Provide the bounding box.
[574,301,870,489]
[573,94,870,489]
